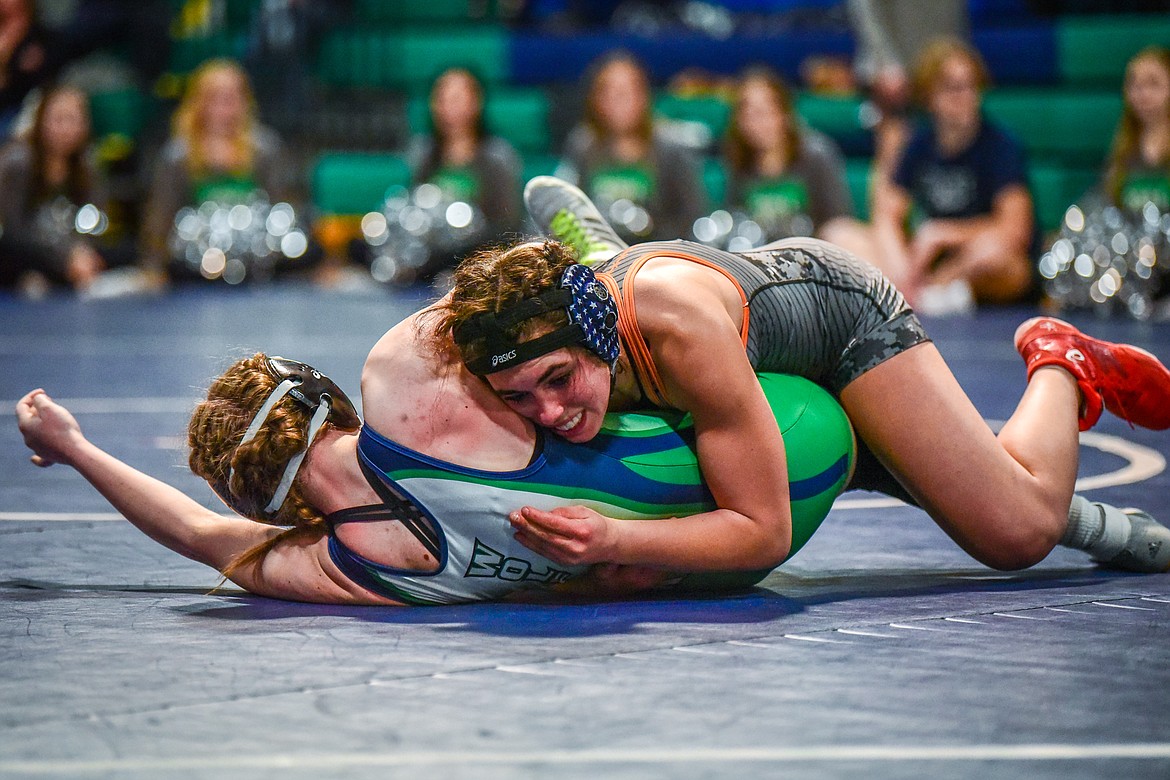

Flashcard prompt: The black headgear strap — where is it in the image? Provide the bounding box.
[453,288,585,376]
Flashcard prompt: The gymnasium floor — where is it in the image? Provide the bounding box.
[2,283,1168,779]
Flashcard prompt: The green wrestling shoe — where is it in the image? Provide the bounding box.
[1094,508,1170,573]
[524,176,627,266]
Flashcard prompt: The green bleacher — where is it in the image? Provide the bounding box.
[133,4,1168,234]
[522,153,560,185]
[407,88,552,155]
[845,158,872,221]
[317,26,508,91]
[646,84,1116,230]
[353,0,496,23]
[701,157,728,209]
[983,88,1121,230]
[312,152,411,216]
[1058,15,1170,87]
[88,89,150,145]
[655,94,734,142]
[1029,162,1100,234]
[795,94,866,145]
[982,89,1122,167]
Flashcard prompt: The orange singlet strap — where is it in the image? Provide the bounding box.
[601,250,750,408]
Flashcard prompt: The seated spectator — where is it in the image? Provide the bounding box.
[558,50,706,243]
[1103,46,1170,212]
[401,66,522,281]
[139,58,304,284]
[846,0,969,191]
[724,66,871,256]
[870,36,1038,313]
[0,83,112,295]
[1037,46,1170,318]
[0,0,67,140]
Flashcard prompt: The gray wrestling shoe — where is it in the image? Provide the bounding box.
[1094,508,1170,573]
[524,176,627,266]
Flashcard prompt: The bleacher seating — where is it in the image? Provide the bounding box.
[407,87,552,155]
[102,2,1168,235]
[1058,14,1170,86]
[312,152,410,216]
[317,26,509,91]
[88,89,150,148]
[352,0,487,24]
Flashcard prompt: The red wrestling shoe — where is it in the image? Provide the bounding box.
[1014,317,1170,431]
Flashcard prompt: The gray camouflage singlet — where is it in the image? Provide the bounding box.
[598,236,930,394]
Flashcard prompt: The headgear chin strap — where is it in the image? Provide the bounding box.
[453,263,620,376]
[230,357,360,517]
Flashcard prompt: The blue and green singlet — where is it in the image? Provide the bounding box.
[330,373,856,605]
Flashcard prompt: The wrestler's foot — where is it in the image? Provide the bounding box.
[524,176,627,266]
[1094,508,1170,573]
[1014,316,1170,431]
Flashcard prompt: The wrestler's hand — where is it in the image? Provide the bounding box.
[509,504,618,566]
[15,389,85,468]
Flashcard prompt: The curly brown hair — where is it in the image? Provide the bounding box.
[427,239,579,366]
[188,352,357,577]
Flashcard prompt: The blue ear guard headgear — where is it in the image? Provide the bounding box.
[453,263,620,376]
[230,357,360,517]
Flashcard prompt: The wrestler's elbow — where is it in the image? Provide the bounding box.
[744,510,791,569]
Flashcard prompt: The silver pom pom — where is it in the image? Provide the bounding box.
[1040,195,1168,321]
[362,183,487,287]
[169,192,307,284]
[32,196,110,250]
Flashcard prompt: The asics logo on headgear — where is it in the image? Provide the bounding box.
[492,350,517,367]
[1066,348,1085,363]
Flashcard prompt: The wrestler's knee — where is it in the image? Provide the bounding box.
[946,501,1066,571]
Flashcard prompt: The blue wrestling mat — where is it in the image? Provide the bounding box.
[1,284,1168,779]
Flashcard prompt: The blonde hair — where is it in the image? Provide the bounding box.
[426,240,578,363]
[911,36,990,108]
[188,353,355,577]
[172,58,258,179]
[1105,46,1170,206]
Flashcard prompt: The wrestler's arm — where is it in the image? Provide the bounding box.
[511,272,794,571]
[15,390,399,606]
[553,563,677,597]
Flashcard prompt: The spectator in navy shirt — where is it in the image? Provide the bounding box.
[871,36,1037,313]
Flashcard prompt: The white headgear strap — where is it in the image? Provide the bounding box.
[263,399,332,514]
[236,378,298,452]
[228,377,331,517]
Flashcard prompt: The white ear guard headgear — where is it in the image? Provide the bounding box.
[229,357,360,517]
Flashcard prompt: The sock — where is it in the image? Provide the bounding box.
[1062,494,1131,559]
